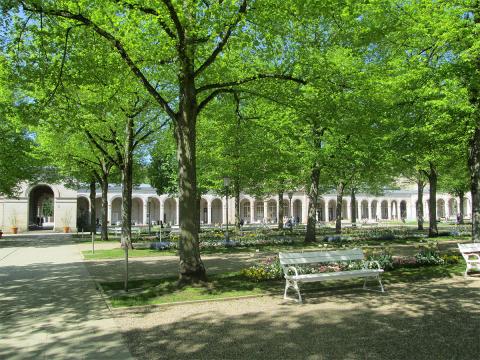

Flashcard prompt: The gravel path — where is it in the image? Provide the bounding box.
[113,276,480,359]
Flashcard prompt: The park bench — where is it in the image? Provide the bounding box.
[279,249,385,304]
[458,243,480,277]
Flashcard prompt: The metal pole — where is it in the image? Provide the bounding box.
[124,245,129,292]
[91,231,95,254]
[225,187,229,242]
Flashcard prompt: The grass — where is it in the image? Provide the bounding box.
[103,272,282,307]
[101,262,469,307]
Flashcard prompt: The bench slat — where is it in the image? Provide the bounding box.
[458,244,480,252]
[287,269,384,282]
[279,249,364,265]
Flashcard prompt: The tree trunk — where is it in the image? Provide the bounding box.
[469,126,480,241]
[417,177,425,231]
[121,116,134,249]
[174,69,206,284]
[335,182,345,234]
[100,174,109,241]
[305,166,320,242]
[350,188,357,227]
[428,163,438,237]
[234,178,241,230]
[89,180,96,234]
[278,191,284,230]
[458,191,465,225]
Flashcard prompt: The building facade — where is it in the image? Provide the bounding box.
[0,182,472,233]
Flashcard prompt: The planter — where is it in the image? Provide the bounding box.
[11,227,18,234]
[63,226,70,233]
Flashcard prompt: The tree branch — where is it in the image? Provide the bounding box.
[85,130,118,166]
[194,0,247,76]
[22,2,177,119]
[197,88,237,113]
[114,0,176,39]
[161,0,184,45]
[197,73,306,93]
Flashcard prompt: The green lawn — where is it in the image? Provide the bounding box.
[101,262,468,307]
[103,272,281,307]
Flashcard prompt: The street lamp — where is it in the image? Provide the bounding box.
[224,176,231,242]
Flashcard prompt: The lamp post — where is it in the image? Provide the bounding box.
[224,176,231,242]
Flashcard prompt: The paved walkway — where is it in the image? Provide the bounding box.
[115,276,480,359]
[0,235,132,359]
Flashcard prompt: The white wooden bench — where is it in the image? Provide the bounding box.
[458,243,480,277]
[279,249,384,303]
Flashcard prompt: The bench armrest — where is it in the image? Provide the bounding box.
[363,260,382,270]
[285,266,299,277]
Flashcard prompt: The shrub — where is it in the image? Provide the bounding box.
[364,247,394,270]
[241,256,282,282]
[414,240,444,266]
[150,242,177,250]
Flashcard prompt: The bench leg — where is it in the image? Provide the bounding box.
[284,279,302,304]
[377,275,385,293]
[363,275,385,293]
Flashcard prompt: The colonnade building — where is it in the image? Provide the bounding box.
[0,183,472,233]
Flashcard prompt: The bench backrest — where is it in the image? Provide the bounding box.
[458,243,480,254]
[279,249,365,268]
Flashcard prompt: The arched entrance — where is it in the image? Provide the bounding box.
[328,200,336,221]
[240,199,251,223]
[317,199,326,221]
[293,199,302,223]
[163,198,177,225]
[211,198,223,224]
[361,200,369,219]
[400,201,407,220]
[28,185,55,230]
[381,200,388,220]
[77,197,90,231]
[437,199,446,219]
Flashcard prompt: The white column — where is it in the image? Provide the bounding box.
[176,198,180,225]
[143,199,148,225]
[325,200,329,222]
[160,198,165,224]
[263,201,268,222]
[250,200,255,224]
[207,200,212,225]
[290,199,294,219]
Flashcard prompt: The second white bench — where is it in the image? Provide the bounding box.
[458,243,480,277]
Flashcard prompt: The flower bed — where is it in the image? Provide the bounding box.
[241,243,462,282]
[149,236,295,252]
